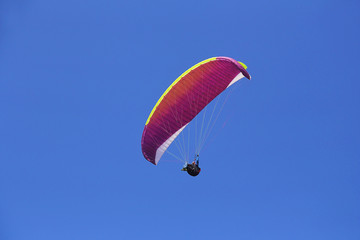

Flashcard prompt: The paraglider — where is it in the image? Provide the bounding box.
[181,155,201,177]
[141,56,251,176]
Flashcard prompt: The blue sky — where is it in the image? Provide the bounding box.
[1,0,359,239]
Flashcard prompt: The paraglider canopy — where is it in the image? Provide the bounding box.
[141,57,251,165]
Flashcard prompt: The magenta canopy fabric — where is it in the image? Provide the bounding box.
[141,57,251,165]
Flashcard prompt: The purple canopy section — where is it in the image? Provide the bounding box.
[141,57,250,164]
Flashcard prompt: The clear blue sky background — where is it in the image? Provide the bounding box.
[1,0,359,239]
